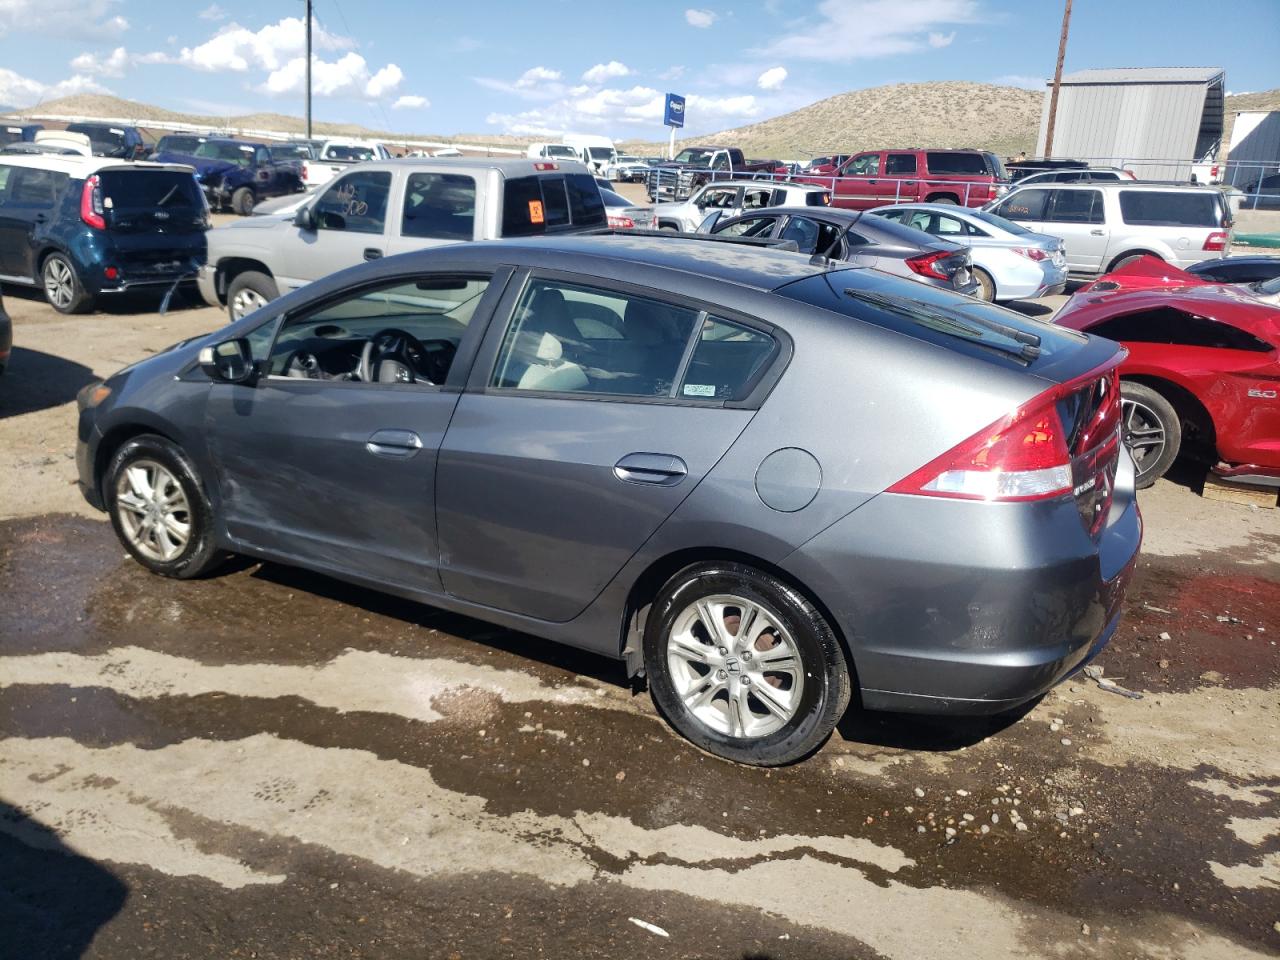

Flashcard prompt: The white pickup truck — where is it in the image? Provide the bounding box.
[301,139,394,191]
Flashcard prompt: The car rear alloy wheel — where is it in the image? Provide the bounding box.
[106,435,226,579]
[1119,382,1181,488]
[42,253,90,314]
[645,562,851,765]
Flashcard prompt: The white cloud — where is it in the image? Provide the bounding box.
[582,61,631,85]
[0,66,111,107]
[685,8,717,27]
[69,46,130,77]
[393,94,429,110]
[486,84,759,136]
[755,0,979,61]
[198,3,227,20]
[757,66,787,90]
[262,52,404,100]
[516,66,561,88]
[994,74,1044,89]
[0,0,127,38]
[659,65,686,81]
[928,30,955,48]
[159,17,352,73]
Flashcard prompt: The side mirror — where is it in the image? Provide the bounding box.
[198,338,257,384]
[697,211,722,233]
[294,204,317,231]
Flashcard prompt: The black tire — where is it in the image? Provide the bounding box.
[1120,381,1181,488]
[1110,252,1160,272]
[643,562,851,766]
[231,186,256,217]
[104,434,227,579]
[225,270,279,321]
[658,222,681,232]
[972,266,996,301]
[41,252,91,314]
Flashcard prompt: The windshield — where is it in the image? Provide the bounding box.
[69,125,129,156]
[588,146,615,159]
[195,142,255,165]
[545,145,576,159]
[275,144,315,160]
[970,209,1035,235]
[673,149,715,166]
[1257,276,1280,296]
[984,152,1008,180]
[326,145,377,161]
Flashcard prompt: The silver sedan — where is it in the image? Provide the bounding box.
[869,203,1067,302]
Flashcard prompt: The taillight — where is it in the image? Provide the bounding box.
[1203,231,1227,251]
[1013,247,1049,261]
[301,165,308,181]
[889,359,1123,514]
[1122,170,1137,180]
[607,214,635,229]
[533,162,559,171]
[80,174,105,230]
[905,249,955,280]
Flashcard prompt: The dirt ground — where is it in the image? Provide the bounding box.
[1,252,1278,960]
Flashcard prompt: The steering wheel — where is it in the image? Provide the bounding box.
[359,328,450,384]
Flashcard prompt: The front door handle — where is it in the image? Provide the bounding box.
[1090,229,1105,236]
[614,452,687,486]
[366,429,422,459]
[364,247,383,260]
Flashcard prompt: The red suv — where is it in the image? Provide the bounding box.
[802,149,1009,210]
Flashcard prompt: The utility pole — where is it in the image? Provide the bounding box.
[304,0,313,140]
[1043,0,1072,159]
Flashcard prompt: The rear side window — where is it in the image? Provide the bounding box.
[998,189,1050,221]
[714,216,777,238]
[804,190,831,206]
[1119,191,1219,227]
[1045,189,1103,224]
[99,171,200,211]
[1088,308,1272,352]
[779,216,845,255]
[885,153,917,175]
[5,167,67,208]
[501,173,605,237]
[681,318,777,401]
[491,278,700,397]
[402,172,476,240]
[925,152,988,175]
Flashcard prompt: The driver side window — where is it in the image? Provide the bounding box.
[267,275,491,385]
[314,170,392,234]
[844,154,880,177]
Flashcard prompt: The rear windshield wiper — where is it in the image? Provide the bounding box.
[843,288,1042,362]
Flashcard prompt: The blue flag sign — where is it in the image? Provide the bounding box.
[664,93,686,128]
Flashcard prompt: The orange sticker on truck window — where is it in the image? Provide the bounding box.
[528,200,545,224]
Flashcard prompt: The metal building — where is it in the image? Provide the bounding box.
[1035,67,1225,179]
[1224,111,1280,190]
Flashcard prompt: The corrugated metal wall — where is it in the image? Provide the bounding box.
[1036,82,1212,178]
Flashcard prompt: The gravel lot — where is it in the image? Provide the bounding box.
[1,234,1278,959]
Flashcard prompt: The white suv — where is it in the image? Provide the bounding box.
[987,182,1230,276]
[655,179,832,233]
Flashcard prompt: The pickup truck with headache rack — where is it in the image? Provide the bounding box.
[646,146,784,201]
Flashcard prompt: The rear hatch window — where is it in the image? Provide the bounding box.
[502,173,606,236]
[98,170,207,232]
[1118,190,1220,227]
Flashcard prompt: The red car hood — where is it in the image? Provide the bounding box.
[1058,256,1280,342]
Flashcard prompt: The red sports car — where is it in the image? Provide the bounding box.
[1054,256,1280,488]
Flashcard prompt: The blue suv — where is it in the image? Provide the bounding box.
[0,156,208,313]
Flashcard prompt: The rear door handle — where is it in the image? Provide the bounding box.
[1090,229,1105,236]
[614,453,687,486]
[364,248,383,260]
[366,429,422,459]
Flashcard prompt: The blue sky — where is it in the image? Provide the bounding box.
[1,0,1275,138]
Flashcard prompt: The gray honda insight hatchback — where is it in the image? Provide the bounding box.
[76,235,1141,765]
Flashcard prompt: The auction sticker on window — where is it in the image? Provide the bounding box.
[683,384,716,397]
[528,200,545,224]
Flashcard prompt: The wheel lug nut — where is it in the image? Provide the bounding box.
[742,650,752,661]
[717,646,728,656]
[716,669,728,680]
[742,676,751,686]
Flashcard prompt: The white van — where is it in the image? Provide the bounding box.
[987,182,1231,276]
[525,143,577,161]
[563,134,617,175]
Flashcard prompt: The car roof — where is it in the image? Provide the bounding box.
[0,155,196,176]
[699,180,828,191]
[1009,181,1220,194]
[337,157,594,176]
[474,233,853,291]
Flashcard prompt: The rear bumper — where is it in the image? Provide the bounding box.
[782,454,1142,716]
